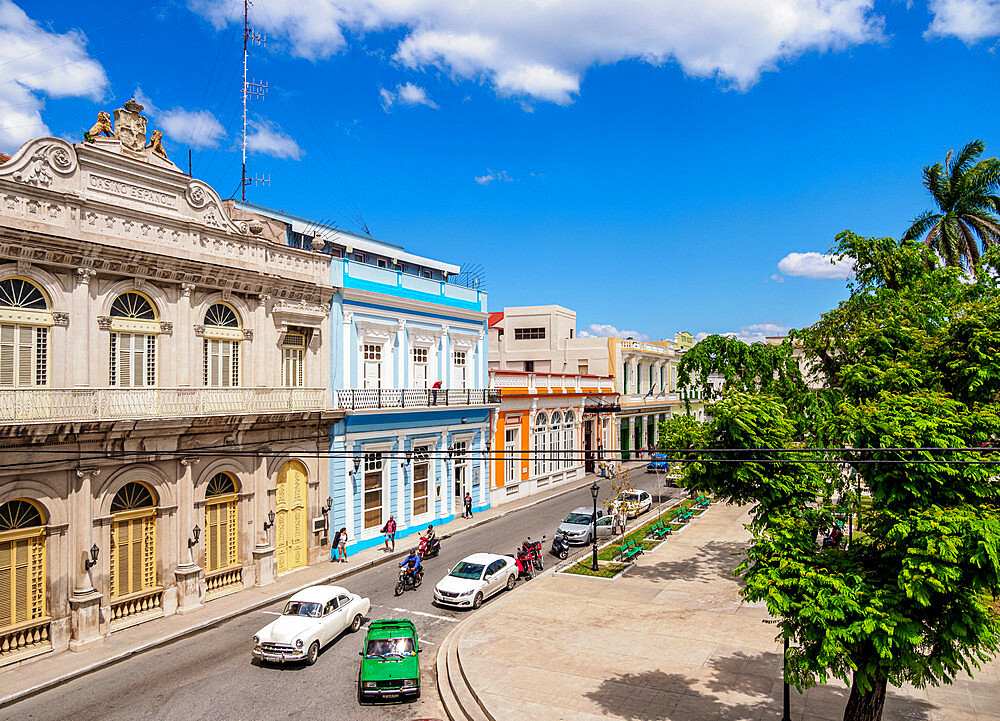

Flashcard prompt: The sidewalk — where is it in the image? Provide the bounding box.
[450,501,1000,721]
[0,465,641,708]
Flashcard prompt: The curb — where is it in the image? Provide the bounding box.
[0,472,608,709]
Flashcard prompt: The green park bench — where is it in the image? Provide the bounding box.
[617,539,644,562]
[674,508,695,523]
[695,494,711,508]
[645,520,672,539]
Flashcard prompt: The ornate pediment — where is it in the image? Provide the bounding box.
[0,138,78,189]
[272,299,329,330]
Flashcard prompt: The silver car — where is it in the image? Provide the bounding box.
[557,507,614,545]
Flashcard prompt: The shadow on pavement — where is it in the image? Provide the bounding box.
[624,540,748,586]
[585,652,935,721]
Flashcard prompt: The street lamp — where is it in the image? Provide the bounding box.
[782,634,791,721]
[264,509,276,532]
[85,543,100,570]
[590,481,600,571]
[188,524,201,549]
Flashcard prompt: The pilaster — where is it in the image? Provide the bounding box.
[71,268,95,387]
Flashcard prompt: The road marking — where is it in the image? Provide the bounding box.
[259,611,281,615]
[391,608,459,623]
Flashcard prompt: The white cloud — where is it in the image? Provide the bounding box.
[474,169,513,185]
[246,118,303,160]
[768,273,786,283]
[578,323,650,341]
[189,0,884,104]
[925,0,1000,42]
[379,82,439,111]
[0,0,108,149]
[133,88,225,150]
[695,322,791,345]
[777,252,855,279]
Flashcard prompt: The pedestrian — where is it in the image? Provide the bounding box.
[337,527,348,562]
[463,491,473,518]
[598,459,607,478]
[382,515,397,551]
[330,527,342,562]
[431,379,442,405]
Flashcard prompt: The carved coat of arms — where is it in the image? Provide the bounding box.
[113,99,147,154]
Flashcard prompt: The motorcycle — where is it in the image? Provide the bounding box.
[394,565,424,596]
[522,537,544,571]
[515,547,535,580]
[550,531,571,560]
[417,535,440,558]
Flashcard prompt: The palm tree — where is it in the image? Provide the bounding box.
[903,139,1000,268]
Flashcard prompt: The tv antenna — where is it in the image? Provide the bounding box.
[241,0,267,201]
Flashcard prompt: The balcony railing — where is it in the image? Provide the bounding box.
[0,387,329,423]
[334,388,500,411]
[490,371,616,394]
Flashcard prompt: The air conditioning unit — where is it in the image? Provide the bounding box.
[312,517,327,534]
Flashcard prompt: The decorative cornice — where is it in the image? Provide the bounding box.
[75,467,101,478]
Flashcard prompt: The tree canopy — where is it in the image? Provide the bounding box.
[671,230,1000,721]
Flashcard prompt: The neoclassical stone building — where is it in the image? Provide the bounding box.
[0,101,339,666]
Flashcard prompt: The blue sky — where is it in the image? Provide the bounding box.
[2,0,998,342]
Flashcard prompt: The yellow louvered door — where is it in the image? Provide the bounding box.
[205,497,238,572]
[0,531,46,629]
[275,462,306,575]
[275,468,288,574]
[110,513,156,598]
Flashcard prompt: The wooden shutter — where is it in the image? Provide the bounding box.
[110,514,156,598]
[0,534,41,628]
[0,325,41,388]
[0,325,14,387]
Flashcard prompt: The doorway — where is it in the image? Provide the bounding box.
[452,441,468,515]
[276,460,307,574]
[584,419,595,472]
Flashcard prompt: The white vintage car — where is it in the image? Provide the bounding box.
[252,584,371,665]
[433,553,518,609]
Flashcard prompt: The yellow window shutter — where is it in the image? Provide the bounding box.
[142,515,156,589]
[227,500,238,567]
[206,504,219,572]
[0,540,12,627]
[130,519,143,594]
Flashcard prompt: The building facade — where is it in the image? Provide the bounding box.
[230,203,497,554]
[489,370,616,505]
[0,103,339,666]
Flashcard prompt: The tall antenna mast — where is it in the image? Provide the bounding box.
[241,0,267,201]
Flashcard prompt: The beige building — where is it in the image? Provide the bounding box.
[489,306,700,462]
[0,101,340,667]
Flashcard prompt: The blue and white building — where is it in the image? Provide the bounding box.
[233,202,497,554]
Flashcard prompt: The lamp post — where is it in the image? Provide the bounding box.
[84,543,99,570]
[590,481,600,571]
[781,634,791,721]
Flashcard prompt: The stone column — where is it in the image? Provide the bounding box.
[342,310,353,390]
[69,467,101,651]
[177,283,195,387]
[440,326,450,389]
[71,268,95,387]
[174,458,203,614]
[255,295,270,387]
[252,451,275,586]
[395,320,406,389]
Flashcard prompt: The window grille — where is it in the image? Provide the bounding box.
[514,327,545,340]
[412,446,430,516]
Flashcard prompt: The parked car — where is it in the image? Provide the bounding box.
[556,507,613,545]
[252,585,371,665]
[616,490,653,518]
[433,553,518,609]
[646,453,670,473]
[358,619,421,703]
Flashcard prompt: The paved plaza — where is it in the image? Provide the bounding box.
[454,501,1000,721]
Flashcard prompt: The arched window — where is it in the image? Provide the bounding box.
[550,412,563,474]
[563,411,576,468]
[108,292,158,387]
[0,278,49,387]
[203,303,241,387]
[0,499,46,632]
[204,473,239,577]
[533,413,548,477]
[109,482,157,599]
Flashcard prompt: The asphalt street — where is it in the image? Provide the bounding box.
[7,470,679,721]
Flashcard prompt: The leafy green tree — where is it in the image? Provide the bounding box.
[902,139,1000,269]
[656,414,708,486]
[676,231,1000,721]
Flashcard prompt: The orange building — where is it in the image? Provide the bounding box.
[489,370,617,505]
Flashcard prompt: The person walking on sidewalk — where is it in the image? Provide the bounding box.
[337,527,349,562]
[382,516,397,551]
[463,492,473,518]
[331,528,342,562]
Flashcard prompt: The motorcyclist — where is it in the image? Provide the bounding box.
[423,524,436,543]
[399,549,422,582]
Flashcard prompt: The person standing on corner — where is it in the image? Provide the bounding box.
[337,527,349,562]
[463,491,473,518]
[382,515,397,552]
[330,527,342,562]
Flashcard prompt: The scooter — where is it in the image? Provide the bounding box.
[521,537,544,571]
[515,547,535,580]
[394,565,424,596]
[417,535,440,558]
[550,531,571,560]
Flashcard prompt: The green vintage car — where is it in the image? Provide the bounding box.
[358,619,421,703]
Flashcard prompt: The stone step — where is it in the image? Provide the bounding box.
[447,625,492,721]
